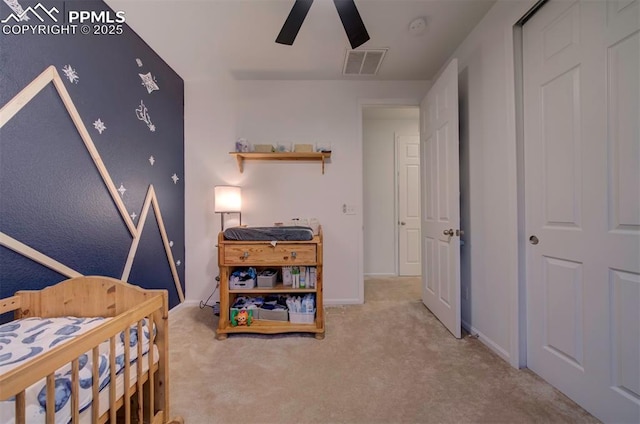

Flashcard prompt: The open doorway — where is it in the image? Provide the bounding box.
[362,106,421,277]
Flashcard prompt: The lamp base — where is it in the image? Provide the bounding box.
[220,212,242,231]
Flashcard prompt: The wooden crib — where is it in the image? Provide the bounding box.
[0,276,183,424]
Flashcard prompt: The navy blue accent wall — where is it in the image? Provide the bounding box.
[0,0,185,308]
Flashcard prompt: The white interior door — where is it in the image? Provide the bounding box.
[397,134,421,276]
[420,59,461,338]
[524,1,639,422]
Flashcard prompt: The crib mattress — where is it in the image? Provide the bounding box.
[0,316,155,424]
[223,226,314,241]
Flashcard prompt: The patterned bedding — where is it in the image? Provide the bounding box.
[0,316,155,424]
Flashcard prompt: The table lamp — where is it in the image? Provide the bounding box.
[214,185,241,230]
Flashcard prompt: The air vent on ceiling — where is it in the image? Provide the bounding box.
[343,49,387,76]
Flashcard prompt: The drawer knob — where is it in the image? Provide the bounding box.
[242,251,249,259]
[291,251,297,259]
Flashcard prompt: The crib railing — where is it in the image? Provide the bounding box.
[0,295,165,424]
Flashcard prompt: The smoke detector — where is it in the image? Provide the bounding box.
[408,17,427,35]
[343,49,387,76]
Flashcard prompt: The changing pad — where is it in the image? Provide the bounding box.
[223,226,314,241]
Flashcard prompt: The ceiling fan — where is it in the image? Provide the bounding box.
[276,0,370,49]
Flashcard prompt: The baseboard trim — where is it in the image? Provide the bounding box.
[462,319,511,363]
[324,298,363,305]
[170,300,199,315]
[178,298,362,308]
[169,303,183,315]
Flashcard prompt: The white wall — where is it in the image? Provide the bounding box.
[184,72,242,305]
[363,116,419,275]
[449,0,537,367]
[184,78,427,305]
[184,0,540,369]
[111,0,535,368]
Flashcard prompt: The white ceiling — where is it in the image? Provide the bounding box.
[106,0,496,81]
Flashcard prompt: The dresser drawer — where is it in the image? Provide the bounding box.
[223,244,316,265]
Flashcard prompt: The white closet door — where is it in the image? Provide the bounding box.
[524,1,639,422]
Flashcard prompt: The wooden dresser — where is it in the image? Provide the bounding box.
[216,228,324,340]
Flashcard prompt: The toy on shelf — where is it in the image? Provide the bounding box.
[231,309,253,326]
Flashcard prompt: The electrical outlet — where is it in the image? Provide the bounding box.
[342,203,356,215]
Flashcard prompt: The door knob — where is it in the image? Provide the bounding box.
[443,229,454,236]
[529,235,539,245]
[400,221,406,226]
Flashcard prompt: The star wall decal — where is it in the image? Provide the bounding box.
[139,72,159,94]
[117,184,126,197]
[61,65,79,84]
[149,156,155,166]
[130,212,137,220]
[93,119,106,134]
[171,173,179,184]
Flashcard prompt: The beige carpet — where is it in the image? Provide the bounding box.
[168,277,598,423]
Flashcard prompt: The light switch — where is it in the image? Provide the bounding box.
[342,203,356,215]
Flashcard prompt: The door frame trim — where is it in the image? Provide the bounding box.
[359,99,422,303]
[394,134,400,276]
[513,22,528,369]
[510,0,548,368]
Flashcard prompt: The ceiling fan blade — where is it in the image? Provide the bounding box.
[276,0,314,45]
[333,0,370,49]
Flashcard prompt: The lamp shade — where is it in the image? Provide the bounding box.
[214,185,241,212]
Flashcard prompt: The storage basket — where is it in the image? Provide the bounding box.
[258,307,288,321]
[257,269,278,288]
[289,310,315,324]
[229,277,255,290]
